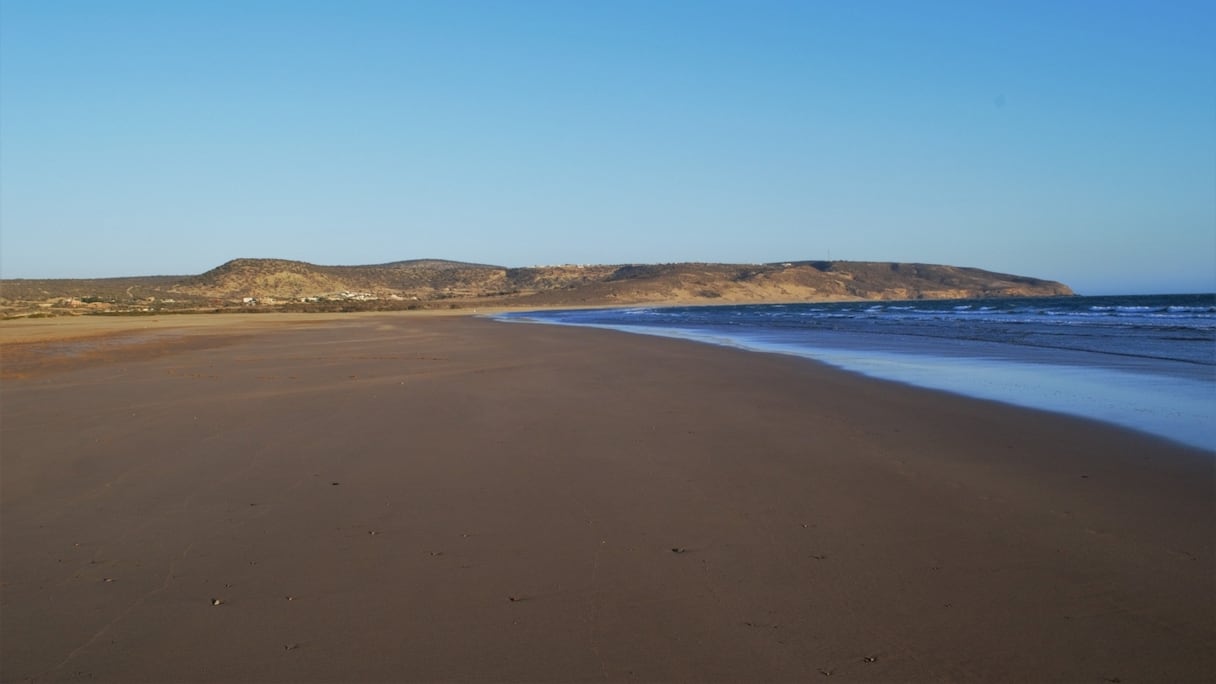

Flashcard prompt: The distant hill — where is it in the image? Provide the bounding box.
[0,258,1074,316]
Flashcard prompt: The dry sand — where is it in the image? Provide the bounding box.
[1,314,1212,682]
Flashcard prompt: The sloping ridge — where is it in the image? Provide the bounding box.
[502,261,1072,305]
[179,259,348,299]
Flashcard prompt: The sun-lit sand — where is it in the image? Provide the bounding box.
[2,313,1212,682]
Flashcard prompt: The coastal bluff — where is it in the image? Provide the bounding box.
[1,259,1073,315]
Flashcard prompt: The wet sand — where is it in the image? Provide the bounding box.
[1,314,1213,682]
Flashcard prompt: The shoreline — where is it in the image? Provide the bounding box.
[6,307,1214,450]
[497,310,1216,453]
[2,314,1213,682]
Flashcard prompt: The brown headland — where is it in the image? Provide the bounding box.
[1,258,1073,318]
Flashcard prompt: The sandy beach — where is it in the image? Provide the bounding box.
[1,313,1212,682]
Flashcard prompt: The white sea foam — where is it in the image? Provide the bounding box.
[1168,305,1216,313]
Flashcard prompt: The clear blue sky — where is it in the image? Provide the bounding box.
[2,0,1213,294]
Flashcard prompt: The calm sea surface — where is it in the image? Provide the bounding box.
[497,294,1216,451]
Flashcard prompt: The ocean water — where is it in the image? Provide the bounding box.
[497,294,1216,451]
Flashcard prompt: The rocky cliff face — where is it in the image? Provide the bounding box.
[1,258,1074,315]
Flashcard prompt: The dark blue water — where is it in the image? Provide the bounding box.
[497,294,1216,450]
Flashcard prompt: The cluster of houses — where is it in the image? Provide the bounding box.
[240,291,411,306]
